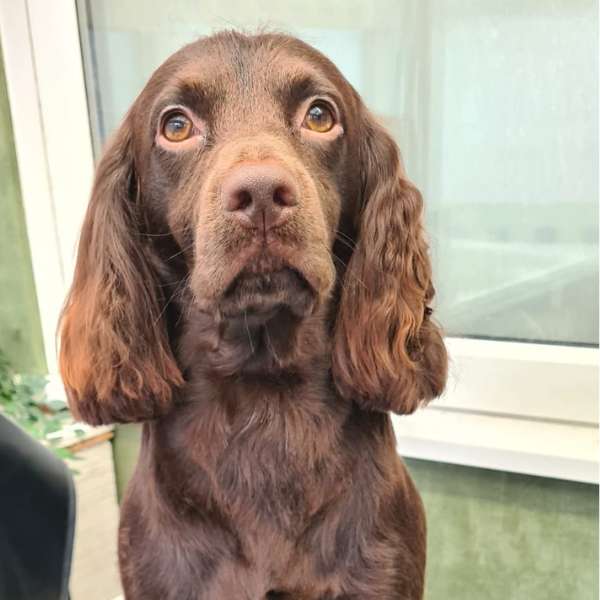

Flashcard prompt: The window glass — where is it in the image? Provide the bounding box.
[77,0,598,345]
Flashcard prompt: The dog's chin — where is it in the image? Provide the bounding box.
[220,266,317,322]
[191,266,318,378]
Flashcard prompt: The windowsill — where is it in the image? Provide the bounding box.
[393,407,598,484]
[49,374,598,483]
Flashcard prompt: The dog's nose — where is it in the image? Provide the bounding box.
[222,162,298,231]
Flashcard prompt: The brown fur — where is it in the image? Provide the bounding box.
[59,32,447,599]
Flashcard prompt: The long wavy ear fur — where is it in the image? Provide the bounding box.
[58,118,183,425]
[332,111,447,414]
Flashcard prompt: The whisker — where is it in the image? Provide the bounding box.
[330,252,348,269]
[264,326,281,364]
[153,274,190,325]
[333,236,356,253]
[174,287,193,327]
[135,225,190,238]
[244,310,255,354]
[137,232,176,238]
[166,242,195,262]
[326,247,368,292]
[334,229,357,249]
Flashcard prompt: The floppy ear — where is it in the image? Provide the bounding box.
[58,117,183,425]
[332,111,447,414]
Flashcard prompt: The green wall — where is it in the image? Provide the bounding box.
[113,425,598,599]
[407,459,598,600]
[0,40,46,373]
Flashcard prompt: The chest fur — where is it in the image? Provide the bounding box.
[152,382,351,533]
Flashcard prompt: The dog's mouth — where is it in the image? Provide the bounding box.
[220,263,316,322]
[204,263,317,375]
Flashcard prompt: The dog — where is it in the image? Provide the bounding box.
[59,31,447,599]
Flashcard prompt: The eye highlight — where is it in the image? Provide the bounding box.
[302,101,336,133]
[161,111,193,142]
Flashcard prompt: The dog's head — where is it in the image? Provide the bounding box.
[59,32,447,424]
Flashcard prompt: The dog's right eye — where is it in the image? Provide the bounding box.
[303,102,336,133]
[162,111,193,142]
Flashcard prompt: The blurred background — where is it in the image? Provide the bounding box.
[0,1,598,599]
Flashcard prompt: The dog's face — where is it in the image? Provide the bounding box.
[59,32,447,424]
[134,35,360,322]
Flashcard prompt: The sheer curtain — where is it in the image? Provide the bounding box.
[78,0,598,345]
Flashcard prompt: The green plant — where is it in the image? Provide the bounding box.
[0,350,79,461]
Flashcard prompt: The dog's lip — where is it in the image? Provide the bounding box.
[224,265,311,295]
[191,239,333,316]
[220,266,316,319]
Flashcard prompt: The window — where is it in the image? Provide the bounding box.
[78,1,597,347]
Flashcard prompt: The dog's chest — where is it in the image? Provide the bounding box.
[216,409,342,529]
[131,402,393,598]
[175,390,348,533]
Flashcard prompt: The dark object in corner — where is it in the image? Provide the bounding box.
[0,412,75,600]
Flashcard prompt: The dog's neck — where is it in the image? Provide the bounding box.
[164,300,346,437]
[142,294,377,533]
[178,297,331,380]
[146,306,350,516]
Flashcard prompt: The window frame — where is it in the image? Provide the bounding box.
[1,0,597,483]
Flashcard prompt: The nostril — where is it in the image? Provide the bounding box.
[273,185,296,208]
[229,189,252,212]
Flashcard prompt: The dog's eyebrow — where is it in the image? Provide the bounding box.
[151,78,223,122]
[275,71,341,109]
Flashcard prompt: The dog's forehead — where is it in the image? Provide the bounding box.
[179,33,338,82]
[148,33,347,117]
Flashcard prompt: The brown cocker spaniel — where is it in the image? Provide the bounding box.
[59,31,447,600]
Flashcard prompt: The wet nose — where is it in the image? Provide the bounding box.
[222,162,298,231]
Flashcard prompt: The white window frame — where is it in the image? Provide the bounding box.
[1,0,597,483]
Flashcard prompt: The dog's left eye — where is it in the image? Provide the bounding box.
[162,111,193,142]
[302,102,336,133]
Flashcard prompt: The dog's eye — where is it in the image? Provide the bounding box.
[162,111,193,142]
[302,102,335,133]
